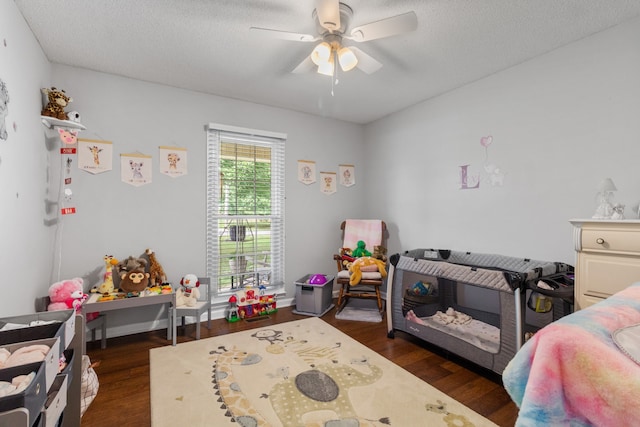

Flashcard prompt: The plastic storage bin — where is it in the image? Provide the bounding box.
[293,275,334,316]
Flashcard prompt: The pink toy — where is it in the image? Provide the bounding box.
[48,277,96,321]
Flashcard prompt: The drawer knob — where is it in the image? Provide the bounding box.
[596,238,605,245]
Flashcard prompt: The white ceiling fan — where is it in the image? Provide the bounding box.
[250,0,418,76]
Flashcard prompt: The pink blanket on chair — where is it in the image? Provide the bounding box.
[343,219,382,250]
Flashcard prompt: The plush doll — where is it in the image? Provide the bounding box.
[48,277,86,312]
[176,274,200,307]
[91,255,119,295]
[41,87,73,120]
[372,245,388,262]
[351,240,372,258]
[48,277,96,321]
[119,269,150,294]
[145,248,167,286]
[348,256,387,285]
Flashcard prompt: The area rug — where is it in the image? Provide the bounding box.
[335,306,383,323]
[150,317,497,427]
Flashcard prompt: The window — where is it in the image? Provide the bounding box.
[206,124,285,296]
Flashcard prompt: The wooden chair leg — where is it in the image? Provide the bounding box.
[195,318,201,340]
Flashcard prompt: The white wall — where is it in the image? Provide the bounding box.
[45,66,366,333]
[365,17,640,265]
[0,1,54,316]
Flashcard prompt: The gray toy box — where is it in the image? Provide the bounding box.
[293,275,335,316]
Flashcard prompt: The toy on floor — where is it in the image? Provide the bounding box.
[176,274,200,307]
[229,286,277,320]
[226,295,240,322]
[41,87,73,120]
[145,248,167,286]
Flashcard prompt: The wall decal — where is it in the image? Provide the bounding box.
[0,78,9,141]
[458,135,506,189]
[298,159,316,184]
[159,145,187,177]
[320,171,337,195]
[121,152,152,186]
[78,138,113,174]
[339,164,355,187]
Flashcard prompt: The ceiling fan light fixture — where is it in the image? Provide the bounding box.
[317,54,335,76]
[338,46,358,72]
[310,42,331,66]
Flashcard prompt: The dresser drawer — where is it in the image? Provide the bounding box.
[581,227,640,255]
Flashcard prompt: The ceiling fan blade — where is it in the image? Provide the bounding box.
[314,0,341,32]
[349,11,418,42]
[292,56,315,74]
[349,46,382,74]
[250,27,318,42]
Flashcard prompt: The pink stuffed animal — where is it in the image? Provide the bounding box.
[47,277,95,320]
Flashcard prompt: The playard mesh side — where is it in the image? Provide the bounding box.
[389,249,572,374]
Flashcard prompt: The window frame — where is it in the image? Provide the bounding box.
[205,123,286,297]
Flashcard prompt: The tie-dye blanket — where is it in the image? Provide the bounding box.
[503,282,640,426]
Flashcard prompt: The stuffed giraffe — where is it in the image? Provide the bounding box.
[92,255,119,294]
[145,248,167,286]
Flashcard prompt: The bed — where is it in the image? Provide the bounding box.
[503,282,640,426]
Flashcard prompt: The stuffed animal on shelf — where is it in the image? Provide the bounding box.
[41,87,73,121]
[145,248,167,286]
[48,277,96,321]
[119,269,150,294]
[176,274,200,307]
[351,240,372,258]
[91,255,119,295]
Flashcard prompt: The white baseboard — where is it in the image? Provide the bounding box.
[95,297,296,340]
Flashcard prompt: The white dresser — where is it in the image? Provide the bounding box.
[570,219,640,310]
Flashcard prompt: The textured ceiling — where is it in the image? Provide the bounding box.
[14,0,640,124]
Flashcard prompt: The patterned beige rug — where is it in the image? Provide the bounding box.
[150,317,497,427]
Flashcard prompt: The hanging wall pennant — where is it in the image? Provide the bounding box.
[78,138,113,174]
[121,152,152,187]
[159,145,187,177]
[320,171,337,195]
[339,164,355,187]
[298,160,316,184]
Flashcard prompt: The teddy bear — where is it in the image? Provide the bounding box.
[47,277,97,321]
[176,274,200,307]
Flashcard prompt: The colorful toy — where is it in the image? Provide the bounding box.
[226,295,240,322]
[41,87,73,120]
[351,240,371,258]
[176,274,200,307]
[309,274,327,285]
[91,255,119,295]
[145,248,167,286]
[228,287,277,321]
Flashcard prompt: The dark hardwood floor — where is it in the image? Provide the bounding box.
[81,303,519,426]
